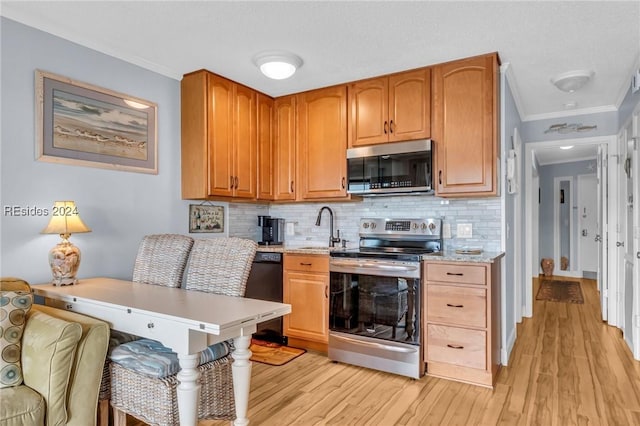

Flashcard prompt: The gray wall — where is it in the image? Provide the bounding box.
[0,18,195,283]
[521,110,618,142]
[538,160,596,267]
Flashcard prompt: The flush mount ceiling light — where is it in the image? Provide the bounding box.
[559,145,574,150]
[253,51,303,80]
[551,70,594,92]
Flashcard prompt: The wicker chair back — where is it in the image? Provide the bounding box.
[185,238,257,296]
[132,234,194,288]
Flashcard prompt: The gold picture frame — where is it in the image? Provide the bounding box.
[35,70,158,174]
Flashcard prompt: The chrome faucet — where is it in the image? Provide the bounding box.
[315,206,341,247]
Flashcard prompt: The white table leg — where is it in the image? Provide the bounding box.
[232,335,253,426]
[177,353,201,426]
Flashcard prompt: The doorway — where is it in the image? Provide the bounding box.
[524,136,618,321]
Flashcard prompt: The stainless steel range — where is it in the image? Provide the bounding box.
[328,218,442,379]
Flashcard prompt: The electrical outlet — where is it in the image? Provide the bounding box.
[443,223,452,239]
[457,223,473,238]
[285,222,295,236]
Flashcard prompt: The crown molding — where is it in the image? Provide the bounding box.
[537,154,597,166]
[613,51,640,110]
[501,62,526,122]
[522,104,618,122]
[0,7,182,80]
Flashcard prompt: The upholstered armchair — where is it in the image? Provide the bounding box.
[0,278,110,426]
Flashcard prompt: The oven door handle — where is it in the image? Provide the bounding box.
[331,334,418,354]
[330,261,419,273]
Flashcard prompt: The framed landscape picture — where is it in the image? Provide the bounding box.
[35,70,158,174]
[189,204,225,233]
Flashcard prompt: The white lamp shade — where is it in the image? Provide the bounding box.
[41,201,91,236]
[254,52,303,80]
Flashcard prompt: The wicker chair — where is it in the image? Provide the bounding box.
[109,237,257,426]
[98,234,194,426]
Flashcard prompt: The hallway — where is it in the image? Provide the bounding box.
[498,277,640,424]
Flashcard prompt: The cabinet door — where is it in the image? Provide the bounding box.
[207,74,234,197]
[348,77,388,147]
[273,96,297,200]
[433,54,498,197]
[181,70,208,199]
[257,94,274,200]
[389,68,431,142]
[283,270,329,342]
[297,86,348,199]
[233,84,257,199]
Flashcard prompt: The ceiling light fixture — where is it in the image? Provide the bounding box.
[253,51,303,80]
[559,145,574,150]
[551,70,594,92]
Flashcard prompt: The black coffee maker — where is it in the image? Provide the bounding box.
[258,215,284,245]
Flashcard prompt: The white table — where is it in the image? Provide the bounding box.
[33,277,291,426]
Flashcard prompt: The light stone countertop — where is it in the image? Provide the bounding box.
[422,250,505,263]
[257,245,505,263]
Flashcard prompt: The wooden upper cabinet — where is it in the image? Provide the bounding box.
[388,69,431,142]
[206,74,234,197]
[297,86,348,199]
[273,95,297,201]
[257,93,274,200]
[181,70,257,200]
[231,84,257,198]
[433,54,499,197]
[349,68,431,147]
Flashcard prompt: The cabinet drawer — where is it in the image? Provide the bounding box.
[427,324,486,370]
[426,263,486,285]
[426,285,486,328]
[284,254,329,273]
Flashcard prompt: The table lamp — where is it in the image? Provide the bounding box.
[41,201,91,286]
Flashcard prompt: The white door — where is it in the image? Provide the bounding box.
[578,174,598,273]
[597,144,608,321]
[631,115,640,359]
[627,110,639,359]
[619,127,631,343]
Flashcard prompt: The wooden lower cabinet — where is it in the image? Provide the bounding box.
[423,258,502,388]
[283,254,329,351]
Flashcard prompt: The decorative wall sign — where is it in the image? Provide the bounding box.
[189,204,225,233]
[35,70,158,174]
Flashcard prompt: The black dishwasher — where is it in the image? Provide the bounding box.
[244,251,287,345]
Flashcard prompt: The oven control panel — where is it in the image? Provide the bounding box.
[360,218,441,236]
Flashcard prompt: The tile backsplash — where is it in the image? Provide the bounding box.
[229,196,502,252]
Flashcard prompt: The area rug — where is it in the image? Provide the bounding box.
[249,339,306,366]
[536,280,584,304]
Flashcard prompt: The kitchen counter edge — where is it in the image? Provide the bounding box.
[258,246,505,263]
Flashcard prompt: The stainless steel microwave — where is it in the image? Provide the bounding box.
[346,139,433,196]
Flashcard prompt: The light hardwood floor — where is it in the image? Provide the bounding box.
[128,277,640,425]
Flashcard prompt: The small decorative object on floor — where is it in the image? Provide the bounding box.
[249,339,305,366]
[561,256,569,271]
[536,280,584,304]
[41,201,91,286]
[541,258,554,277]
